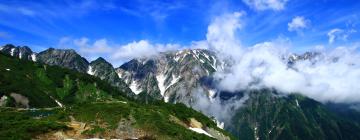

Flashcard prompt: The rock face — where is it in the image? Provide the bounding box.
[287,51,321,65]
[36,48,89,73]
[88,57,131,94]
[116,49,220,104]
[1,44,132,95]
[0,44,36,61]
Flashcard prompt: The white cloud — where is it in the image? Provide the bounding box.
[288,16,310,32]
[214,40,360,104]
[111,40,181,60]
[242,0,289,11]
[200,11,360,104]
[57,37,181,66]
[327,28,357,44]
[206,11,244,57]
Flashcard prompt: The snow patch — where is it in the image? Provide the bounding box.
[174,54,181,62]
[10,48,15,56]
[164,95,170,103]
[87,66,95,75]
[129,81,142,95]
[19,51,22,59]
[117,72,123,79]
[168,75,180,89]
[203,53,211,61]
[0,47,3,51]
[156,73,166,96]
[5,68,10,71]
[295,99,300,107]
[189,127,213,138]
[157,73,180,100]
[31,53,37,61]
[208,89,216,102]
[211,56,218,71]
[54,99,64,108]
[254,126,259,140]
[213,119,224,129]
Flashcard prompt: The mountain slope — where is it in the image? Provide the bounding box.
[0,52,126,108]
[0,44,133,96]
[226,90,360,140]
[116,49,220,103]
[3,44,360,140]
[0,52,232,140]
[36,48,89,73]
[0,44,36,61]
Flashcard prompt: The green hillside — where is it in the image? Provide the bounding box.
[0,53,232,140]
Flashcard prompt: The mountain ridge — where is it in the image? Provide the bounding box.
[0,44,133,96]
[2,44,360,140]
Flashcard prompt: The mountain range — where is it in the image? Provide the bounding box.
[1,44,360,140]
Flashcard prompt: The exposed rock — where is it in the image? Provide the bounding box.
[36,48,89,73]
[0,44,35,60]
[10,93,29,108]
[116,49,220,104]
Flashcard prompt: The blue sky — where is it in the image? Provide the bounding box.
[0,0,359,61]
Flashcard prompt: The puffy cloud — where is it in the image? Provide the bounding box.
[111,40,181,60]
[242,0,289,11]
[193,11,360,105]
[288,16,310,32]
[327,28,357,44]
[57,37,181,66]
[214,40,360,104]
[206,11,244,57]
[191,87,249,123]
[208,13,360,103]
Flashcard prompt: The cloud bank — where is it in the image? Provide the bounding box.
[58,37,182,66]
[205,12,360,104]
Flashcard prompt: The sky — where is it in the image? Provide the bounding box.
[0,0,360,65]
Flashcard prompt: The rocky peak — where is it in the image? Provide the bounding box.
[288,51,321,65]
[36,48,89,73]
[91,57,110,65]
[116,49,220,103]
[0,44,36,61]
[88,57,133,95]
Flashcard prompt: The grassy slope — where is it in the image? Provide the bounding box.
[0,53,232,140]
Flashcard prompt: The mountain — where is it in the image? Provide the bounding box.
[36,48,89,73]
[0,44,36,61]
[0,45,132,96]
[287,51,321,65]
[226,89,360,140]
[117,49,360,140]
[116,49,220,104]
[88,57,132,95]
[0,52,232,140]
[3,44,360,140]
